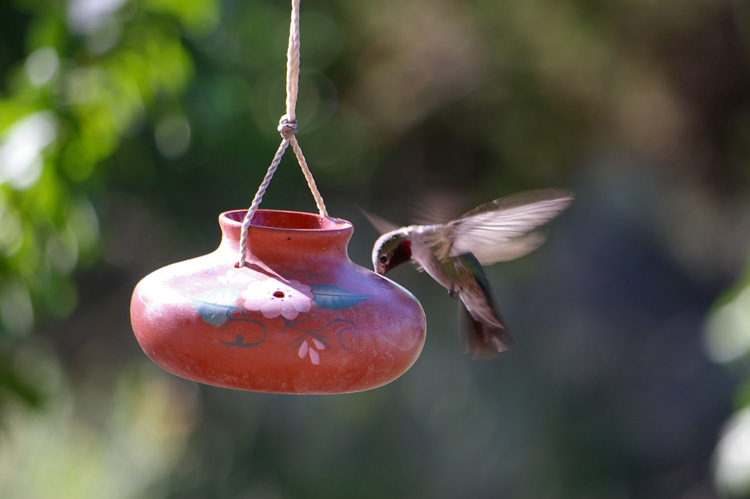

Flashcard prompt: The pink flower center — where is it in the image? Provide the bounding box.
[273,291,285,298]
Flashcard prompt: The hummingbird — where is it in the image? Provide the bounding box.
[368,188,573,358]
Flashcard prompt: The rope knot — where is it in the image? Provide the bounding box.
[277,115,298,140]
[237,0,328,268]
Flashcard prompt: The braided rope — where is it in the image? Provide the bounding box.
[238,0,328,267]
[290,136,328,217]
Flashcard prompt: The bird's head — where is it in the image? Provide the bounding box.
[372,231,412,275]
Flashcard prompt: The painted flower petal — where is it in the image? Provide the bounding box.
[298,340,309,359]
[241,276,313,320]
[295,298,312,314]
[309,347,320,365]
[260,300,282,318]
[275,300,294,320]
[288,279,313,297]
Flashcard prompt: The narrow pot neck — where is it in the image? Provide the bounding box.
[218,209,353,263]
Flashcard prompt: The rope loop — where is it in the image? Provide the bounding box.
[237,0,329,267]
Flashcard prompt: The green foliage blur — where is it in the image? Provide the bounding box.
[0,0,217,402]
[1,0,749,497]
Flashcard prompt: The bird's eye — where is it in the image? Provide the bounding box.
[379,255,388,264]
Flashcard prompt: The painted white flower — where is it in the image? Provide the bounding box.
[217,268,255,287]
[240,274,313,320]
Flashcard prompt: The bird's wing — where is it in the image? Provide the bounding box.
[436,189,574,264]
[360,208,400,235]
[409,189,466,226]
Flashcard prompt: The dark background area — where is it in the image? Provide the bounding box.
[1,0,750,497]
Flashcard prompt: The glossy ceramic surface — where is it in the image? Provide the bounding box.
[130,209,426,394]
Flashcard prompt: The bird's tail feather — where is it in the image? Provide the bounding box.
[460,302,516,359]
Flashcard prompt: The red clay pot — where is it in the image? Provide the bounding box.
[130,209,426,394]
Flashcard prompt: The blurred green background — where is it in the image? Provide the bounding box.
[1,0,750,497]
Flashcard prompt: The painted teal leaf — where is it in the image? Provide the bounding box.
[191,289,240,327]
[311,284,368,310]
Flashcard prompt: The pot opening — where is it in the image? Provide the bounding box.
[222,209,350,231]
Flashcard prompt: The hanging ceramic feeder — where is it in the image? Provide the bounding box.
[130,0,426,393]
[131,209,425,393]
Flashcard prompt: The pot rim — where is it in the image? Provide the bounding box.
[220,209,352,233]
